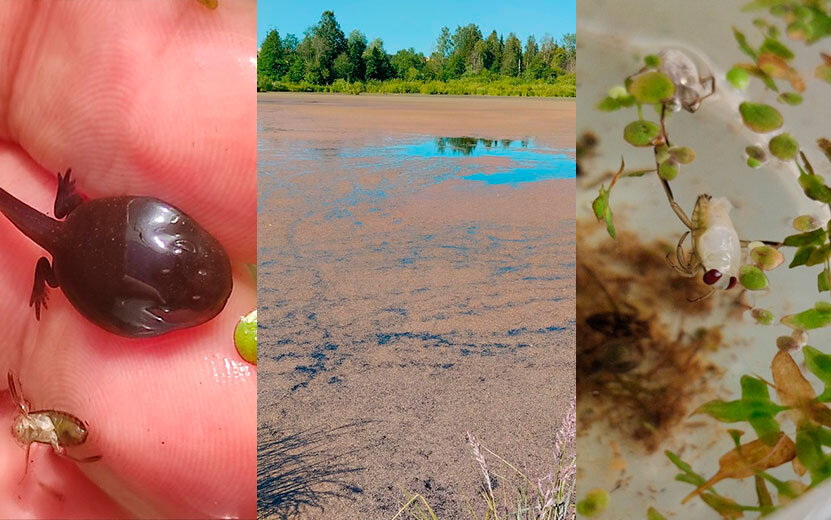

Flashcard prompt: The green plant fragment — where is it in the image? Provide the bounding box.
[627,71,675,104]
[727,67,751,89]
[740,264,768,290]
[624,120,661,147]
[769,133,799,160]
[778,92,803,105]
[577,489,609,517]
[781,302,831,330]
[740,102,783,133]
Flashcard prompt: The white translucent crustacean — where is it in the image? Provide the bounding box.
[692,195,742,290]
[658,49,711,112]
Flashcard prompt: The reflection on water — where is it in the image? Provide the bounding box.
[433,136,530,155]
[333,135,575,186]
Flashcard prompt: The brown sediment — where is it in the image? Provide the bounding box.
[258,93,575,519]
[577,221,728,452]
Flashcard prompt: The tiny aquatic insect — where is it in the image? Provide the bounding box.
[7,371,101,477]
[657,49,715,113]
[666,194,744,301]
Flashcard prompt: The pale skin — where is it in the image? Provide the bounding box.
[0,2,255,519]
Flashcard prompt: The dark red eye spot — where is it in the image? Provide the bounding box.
[727,276,738,290]
[703,269,722,285]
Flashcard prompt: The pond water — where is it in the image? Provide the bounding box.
[257,93,575,519]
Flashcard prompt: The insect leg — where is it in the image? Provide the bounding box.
[18,443,32,483]
[660,178,694,229]
[688,287,716,302]
[740,239,783,248]
[7,371,29,414]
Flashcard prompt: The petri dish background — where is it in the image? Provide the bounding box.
[577,1,831,518]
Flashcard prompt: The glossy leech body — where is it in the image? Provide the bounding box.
[0,170,233,338]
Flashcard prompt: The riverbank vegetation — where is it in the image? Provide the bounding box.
[258,11,575,97]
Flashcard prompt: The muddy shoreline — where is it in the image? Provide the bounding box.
[258,93,575,519]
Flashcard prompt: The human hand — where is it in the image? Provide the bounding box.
[0,1,256,518]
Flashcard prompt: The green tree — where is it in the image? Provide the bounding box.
[258,29,285,80]
[450,23,482,72]
[391,48,425,79]
[346,30,367,82]
[333,52,350,80]
[364,38,393,80]
[470,39,486,74]
[484,31,502,72]
[501,33,522,76]
[524,35,538,71]
[560,33,576,73]
[299,10,347,84]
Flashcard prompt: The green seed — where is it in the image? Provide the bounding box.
[777,92,803,105]
[750,245,785,270]
[739,265,768,290]
[668,146,695,164]
[655,143,670,163]
[726,67,750,89]
[623,120,661,147]
[793,215,821,232]
[659,159,679,181]
[768,133,798,160]
[739,102,783,133]
[576,489,609,517]
[234,309,258,364]
[747,157,762,168]
[627,71,675,105]
[752,308,774,325]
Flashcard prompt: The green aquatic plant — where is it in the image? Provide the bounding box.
[587,0,831,517]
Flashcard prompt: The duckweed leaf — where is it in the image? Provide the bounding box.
[783,228,826,247]
[740,102,783,133]
[793,215,821,232]
[798,171,831,203]
[624,120,661,147]
[820,269,831,292]
[817,64,831,84]
[733,27,758,59]
[752,308,775,325]
[627,71,675,105]
[750,245,785,270]
[790,246,815,268]
[647,508,667,520]
[681,433,796,504]
[795,424,831,484]
[727,67,750,89]
[740,265,768,290]
[760,38,794,60]
[778,92,803,105]
[576,489,609,517]
[781,302,831,330]
[234,309,257,364]
[669,146,695,164]
[769,133,799,160]
[592,186,616,239]
[803,346,831,402]
[644,54,661,68]
[666,450,706,486]
[659,159,679,181]
[818,138,831,163]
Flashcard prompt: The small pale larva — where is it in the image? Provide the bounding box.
[7,371,101,479]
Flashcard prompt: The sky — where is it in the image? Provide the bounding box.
[257,0,575,55]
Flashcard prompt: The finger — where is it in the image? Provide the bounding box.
[0,144,256,517]
[0,1,256,261]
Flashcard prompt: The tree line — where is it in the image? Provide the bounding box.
[258,11,575,94]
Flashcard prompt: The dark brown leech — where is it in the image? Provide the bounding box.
[0,170,232,337]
